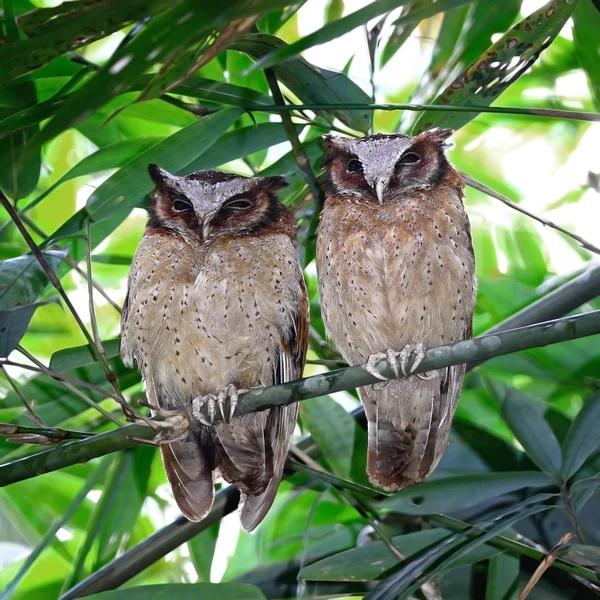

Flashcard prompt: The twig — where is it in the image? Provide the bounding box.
[560,485,586,545]
[15,348,123,428]
[0,423,91,444]
[3,310,600,486]
[0,191,134,420]
[265,69,324,206]
[3,355,126,404]
[21,213,121,314]
[0,365,44,426]
[518,533,575,600]
[462,173,600,256]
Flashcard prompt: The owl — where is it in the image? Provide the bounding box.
[316,130,476,491]
[121,165,309,531]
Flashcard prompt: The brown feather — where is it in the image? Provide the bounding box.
[317,131,476,491]
[121,168,308,529]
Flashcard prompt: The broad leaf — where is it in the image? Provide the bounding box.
[494,384,562,478]
[299,528,501,581]
[486,553,519,600]
[381,471,553,516]
[234,33,372,133]
[50,339,121,372]
[85,583,266,599]
[561,392,600,480]
[412,0,579,133]
[0,298,59,357]
[0,250,65,309]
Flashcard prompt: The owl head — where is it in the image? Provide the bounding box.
[321,129,456,204]
[147,165,290,242]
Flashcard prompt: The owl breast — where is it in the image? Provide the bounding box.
[121,230,302,404]
[317,191,476,365]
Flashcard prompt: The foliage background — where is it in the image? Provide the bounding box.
[0,0,599,598]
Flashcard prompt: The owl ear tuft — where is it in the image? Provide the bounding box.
[421,128,455,148]
[260,176,288,191]
[148,164,177,188]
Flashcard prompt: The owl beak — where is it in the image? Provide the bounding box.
[375,179,386,205]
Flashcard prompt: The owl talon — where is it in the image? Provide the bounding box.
[366,352,389,381]
[192,394,217,427]
[408,343,427,374]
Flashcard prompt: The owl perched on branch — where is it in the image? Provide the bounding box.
[121,166,309,531]
[316,130,476,491]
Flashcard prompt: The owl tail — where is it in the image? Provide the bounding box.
[161,427,216,522]
[212,403,298,532]
[359,375,443,492]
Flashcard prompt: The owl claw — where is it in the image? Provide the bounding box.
[366,352,389,381]
[135,401,191,445]
[192,394,216,427]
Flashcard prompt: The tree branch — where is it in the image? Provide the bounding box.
[2,310,600,487]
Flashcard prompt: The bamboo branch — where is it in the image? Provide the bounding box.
[265,69,324,206]
[3,310,600,487]
[0,424,91,444]
[0,365,44,426]
[223,103,600,123]
[463,173,600,256]
[55,273,600,596]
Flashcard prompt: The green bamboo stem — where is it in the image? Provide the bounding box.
[55,275,600,597]
[2,310,600,487]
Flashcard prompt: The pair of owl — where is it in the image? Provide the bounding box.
[121,129,476,532]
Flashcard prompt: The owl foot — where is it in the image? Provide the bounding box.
[366,349,399,390]
[404,343,435,380]
[191,394,217,426]
[136,400,191,445]
[217,384,243,422]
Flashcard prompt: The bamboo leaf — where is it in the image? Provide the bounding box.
[486,553,520,600]
[573,0,600,110]
[381,472,554,516]
[0,250,66,309]
[84,583,266,599]
[555,544,600,568]
[189,523,220,582]
[50,339,121,372]
[27,1,246,150]
[561,391,600,480]
[0,80,40,199]
[0,0,169,85]
[492,383,563,478]
[0,298,60,357]
[299,528,501,581]
[412,0,579,133]
[84,108,242,221]
[233,33,372,132]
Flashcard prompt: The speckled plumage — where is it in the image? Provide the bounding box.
[316,130,476,491]
[121,166,308,531]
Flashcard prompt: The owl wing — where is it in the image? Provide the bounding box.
[239,281,309,532]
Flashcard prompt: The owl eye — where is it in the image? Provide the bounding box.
[172,197,193,212]
[397,152,421,165]
[347,158,363,173]
[223,197,253,211]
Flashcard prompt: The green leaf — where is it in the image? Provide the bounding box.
[50,339,121,372]
[381,471,554,516]
[555,544,600,568]
[85,583,266,599]
[486,553,519,600]
[189,523,220,582]
[561,392,600,480]
[24,137,163,216]
[413,0,579,133]
[0,80,41,199]
[0,250,65,309]
[28,1,245,149]
[300,395,367,482]
[84,108,243,221]
[380,1,428,67]
[299,528,501,581]
[234,33,372,132]
[494,385,563,478]
[0,298,60,357]
[0,0,169,85]
[249,0,414,71]
[62,446,155,591]
[573,0,600,110]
